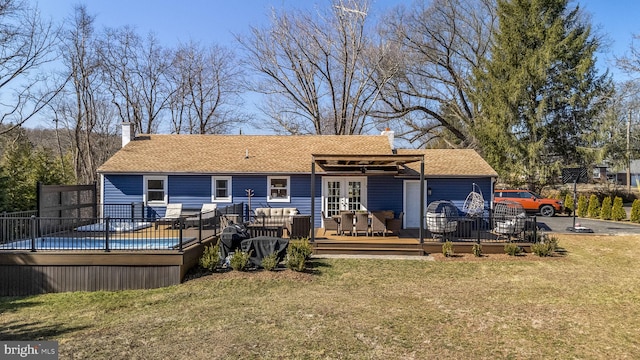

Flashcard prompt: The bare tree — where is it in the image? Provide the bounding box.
[168,42,246,134]
[0,0,62,135]
[374,0,496,148]
[238,0,384,135]
[97,28,173,134]
[57,5,104,184]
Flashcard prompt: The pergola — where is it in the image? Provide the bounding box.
[310,154,426,243]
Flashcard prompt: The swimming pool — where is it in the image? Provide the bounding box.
[75,221,152,232]
[0,237,194,250]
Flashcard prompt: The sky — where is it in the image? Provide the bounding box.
[30,0,640,131]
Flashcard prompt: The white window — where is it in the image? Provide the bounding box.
[144,175,167,206]
[212,176,232,202]
[267,176,290,202]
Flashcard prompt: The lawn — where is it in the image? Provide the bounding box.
[1,234,639,359]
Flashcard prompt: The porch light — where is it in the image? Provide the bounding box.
[427,187,432,196]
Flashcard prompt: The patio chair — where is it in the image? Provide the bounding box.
[354,211,369,236]
[322,211,339,235]
[184,203,218,228]
[385,212,404,236]
[154,203,183,229]
[370,211,388,236]
[339,212,354,236]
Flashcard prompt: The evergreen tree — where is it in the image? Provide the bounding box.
[611,196,627,221]
[630,199,640,223]
[587,194,600,218]
[0,133,75,212]
[577,194,588,217]
[599,196,612,220]
[564,192,574,214]
[472,0,611,189]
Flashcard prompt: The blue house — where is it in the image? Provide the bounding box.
[97,125,498,239]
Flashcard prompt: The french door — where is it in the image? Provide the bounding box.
[323,177,367,217]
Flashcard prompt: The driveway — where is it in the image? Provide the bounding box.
[535,214,640,235]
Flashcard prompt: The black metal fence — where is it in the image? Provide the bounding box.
[425,214,538,243]
[0,202,247,251]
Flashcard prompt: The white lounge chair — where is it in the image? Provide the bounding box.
[185,203,218,228]
[155,203,183,229]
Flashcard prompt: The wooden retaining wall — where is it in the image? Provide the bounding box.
[0,238,215,296]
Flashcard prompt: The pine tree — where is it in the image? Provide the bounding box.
[564,192,574,214]
[472,0,611,188]
[600,196,612,220]
[611,196,627,221]
[630,199,640,223]
[577,194,588,217]
[587,194,600,218]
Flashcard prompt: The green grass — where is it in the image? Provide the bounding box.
[2,235,640,359]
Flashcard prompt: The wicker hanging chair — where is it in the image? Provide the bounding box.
[425,200,458,236]
[492,201,526,239]
[462,183,485,217]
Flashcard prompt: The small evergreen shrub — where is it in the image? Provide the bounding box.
[545,235,559,252]
[442,241,454,257]
[229,249,252,271]
[587,194,600,218]
[285,239,312,272]
[611,196,627,221]
[288,238,313,260]
[286,251,306,272]
[600,196,612,220]
[631,199,640,223]
[531,242,554,257]
[504,243,523,256]
[577,195,588,217]
[471,243,482,257]
[564,193,574,214]
[261,252,279,271]
[199,241,221,272]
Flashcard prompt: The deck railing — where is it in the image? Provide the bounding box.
[424,214,538,243]
[0,215,219,251]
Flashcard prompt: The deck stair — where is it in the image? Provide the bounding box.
[312,239,424,256]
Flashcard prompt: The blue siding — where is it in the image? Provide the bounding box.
[168,175,211,209]
[427,178,493,214]
[367,176,404,215]
[103,175,143,218]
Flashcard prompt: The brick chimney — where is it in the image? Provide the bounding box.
[122,122,134,147]
[381,128,395,150]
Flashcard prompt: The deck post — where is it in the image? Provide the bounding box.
[104,217,110,252]
[178,218,184,252]
[30,215,37,252]
[311,159,316,243]
[198,212,202,244]
[419,158,425,244]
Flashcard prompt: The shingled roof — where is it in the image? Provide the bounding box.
[97,134,497,177]
[397,149,498,177]
[97,134,394,174]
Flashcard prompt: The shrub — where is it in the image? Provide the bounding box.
[611,196,627,221]
[261,252,279,271]
[564,193,574,214]
[285,239,312,272]
[600,196,612,220]
[288,238,313,260]
[577,195,588,217]
[442,241,454,257]
[504,243,523,256]
[631,199,640,223]
[471,243,482,257]
[545,235,559,252]
[286,251,306,272]
[531,242,554,257]
[199,241,221,272]
[229,249,252,271]
[587,194,600,218]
